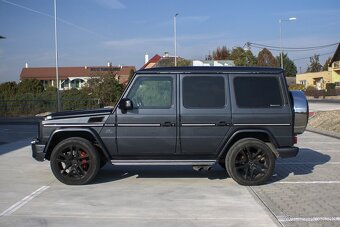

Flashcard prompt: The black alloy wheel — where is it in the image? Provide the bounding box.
[50,137,100,185]
[226,138,275,186]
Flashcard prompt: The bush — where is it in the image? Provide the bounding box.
[289,84,305,91]
[0,73,123,117]
[305,86,322,97]
[326,83,336,96]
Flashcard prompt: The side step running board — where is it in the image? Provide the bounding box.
[111,160,216,166]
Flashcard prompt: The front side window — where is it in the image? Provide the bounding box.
[234,76,283,108]
[127,76,173,109]
[183,76,225,108]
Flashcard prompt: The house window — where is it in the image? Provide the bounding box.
[70,79,84,89]
[300,80,306,85]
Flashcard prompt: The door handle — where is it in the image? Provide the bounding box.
[162,122,175,127]
[216,121,228,126]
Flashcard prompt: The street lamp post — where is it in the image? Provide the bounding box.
[174,13,179,67]
[54,0,61,112]
[279,17,296,69]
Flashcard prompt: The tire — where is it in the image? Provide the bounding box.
[225,138,275,186]
[50,137,100,185]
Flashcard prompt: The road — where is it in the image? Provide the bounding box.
[0,124,339,226]
[0,124,37,146]
[308,99,340,112]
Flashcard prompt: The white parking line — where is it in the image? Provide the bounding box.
[0,186,50,216]
[278,216,340,222]
[277,162,340,165]
[276,181,340,184]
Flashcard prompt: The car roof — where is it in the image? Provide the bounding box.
[136,66,283,74]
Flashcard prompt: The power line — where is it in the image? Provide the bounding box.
[1,0,109,40]
[292,52,334,61]
[248,42,338,52]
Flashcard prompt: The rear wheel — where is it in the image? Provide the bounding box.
[226,138,275,186]
[50,137,100,185]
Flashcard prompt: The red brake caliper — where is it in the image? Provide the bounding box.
[80,151,88,170]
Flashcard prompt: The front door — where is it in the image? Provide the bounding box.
[116,74,177,155]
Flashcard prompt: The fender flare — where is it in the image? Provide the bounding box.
[44,127,111,160]
[217,129,279,158]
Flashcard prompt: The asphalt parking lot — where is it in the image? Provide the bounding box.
[0,124,339,227]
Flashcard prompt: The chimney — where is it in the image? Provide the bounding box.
[107,61,112,67]
[144,53,149,64]
[25,62,28,68]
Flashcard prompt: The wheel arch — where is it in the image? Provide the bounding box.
[44,128,111,161]
[218,129,279,161]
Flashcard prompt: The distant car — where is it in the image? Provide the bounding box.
[31,67,309,186]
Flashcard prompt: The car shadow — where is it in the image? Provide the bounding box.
[93,164,228,185]
[0,139,33,156]
[268,148,331,183]
[93,148,330,185]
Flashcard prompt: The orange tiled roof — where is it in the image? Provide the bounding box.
[20,66,135,81]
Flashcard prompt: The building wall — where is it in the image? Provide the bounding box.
[296,71,332,90]
[331,61,340,85]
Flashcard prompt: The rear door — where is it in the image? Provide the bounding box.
[179,74,231,155]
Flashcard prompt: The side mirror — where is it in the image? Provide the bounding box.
[118,98,133,110]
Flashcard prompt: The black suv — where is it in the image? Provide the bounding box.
[31,67,308,186]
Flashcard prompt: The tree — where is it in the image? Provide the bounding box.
[128,68,135,82]
[0,81,18,99]
[156,57,191,67]
[85,72,124,107]
[275,53,297,77]
[18,79,44,95]
[306,54,322,72]
[244,50,257,66]
[322,57,332,71]
[230,47,257,66]
[207,46,231,60]
[257,48,277,67]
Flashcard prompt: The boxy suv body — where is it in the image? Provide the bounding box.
[31,67,309,185]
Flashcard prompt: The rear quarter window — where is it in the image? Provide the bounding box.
[234,76,283,108]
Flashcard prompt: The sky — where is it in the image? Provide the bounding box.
[0,0,339,82]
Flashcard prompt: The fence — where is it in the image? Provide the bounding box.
[0,99,101,118]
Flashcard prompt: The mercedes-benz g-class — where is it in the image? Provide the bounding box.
[31,67,308,185]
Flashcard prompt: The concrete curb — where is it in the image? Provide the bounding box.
[306,126,340,139]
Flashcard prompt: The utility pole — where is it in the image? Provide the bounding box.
[174,13,179,67]
[279,17,296,69]
[54,0,61,111]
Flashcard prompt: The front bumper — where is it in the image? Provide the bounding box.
[277,146,299,158]
[31,138,46,162]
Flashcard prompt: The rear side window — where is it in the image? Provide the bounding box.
[183,76,225,108]
[234,77,282,108]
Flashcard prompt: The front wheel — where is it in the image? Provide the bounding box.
[50,137,100,185]
[225,138,275,186]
